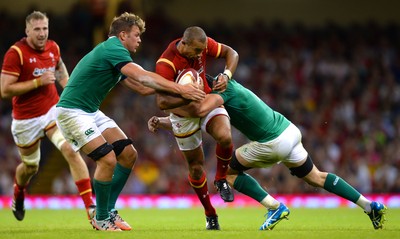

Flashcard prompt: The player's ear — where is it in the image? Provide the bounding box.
[118,31,127,40]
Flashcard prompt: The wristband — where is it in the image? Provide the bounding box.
[33,78,42,88]
[33,79,38,88]
[223,69,232,80]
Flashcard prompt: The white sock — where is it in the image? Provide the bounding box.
[260,195,280,209]
[356,195,372,212]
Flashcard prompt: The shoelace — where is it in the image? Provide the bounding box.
[100,219,119,230]
[208,218,217,227]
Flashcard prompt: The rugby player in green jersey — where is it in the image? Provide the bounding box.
[56,12,205,231]
[148,75,387,231]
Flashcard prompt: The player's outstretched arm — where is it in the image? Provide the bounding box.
[121,63,205,101]
[187,94,225,118]
[121,77,156,96]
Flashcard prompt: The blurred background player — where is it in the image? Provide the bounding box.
[55,12,205,231]
[148,74,388,231]
[154,26,239,229]
[0,11,94,222]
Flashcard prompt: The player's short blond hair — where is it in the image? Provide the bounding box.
[26,11,48,26]
[109,12,145,37]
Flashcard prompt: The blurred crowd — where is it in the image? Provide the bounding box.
[0,2,399,197]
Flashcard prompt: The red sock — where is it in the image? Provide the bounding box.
[188,172,216,217]
[214,143,233,181]
[75,178,94,209]
[13,179,25,199]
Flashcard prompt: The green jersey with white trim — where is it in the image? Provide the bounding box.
[57,37,132,113]
[214,79,290,142]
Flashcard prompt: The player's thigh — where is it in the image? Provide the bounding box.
[205,114,231,144]
[170,114,203,151]
[56,107,104,152]
[201,107,230,132]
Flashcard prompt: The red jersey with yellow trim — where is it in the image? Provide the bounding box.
[1,37,60,120]
[155,37,222,94]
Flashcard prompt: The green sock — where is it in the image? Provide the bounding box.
[233,172,268,202]
[108,163,132,210]
[93,179,112,220]
[324,173,361,203]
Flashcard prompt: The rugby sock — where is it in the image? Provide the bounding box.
[13,179,25,201]
[356,195,372,212]
[75,178,94,209]
[189,172,216,217]
[323,173,361,203]
[214,143,233,181]
[108,163,131,210]
[233,172,268,202]
[93,179,112,220]
[260,195,280,209]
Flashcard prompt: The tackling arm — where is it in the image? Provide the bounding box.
[156,92,191,110]
[120,77,156,96]
[121,62,205,101]
[175,93,225,118]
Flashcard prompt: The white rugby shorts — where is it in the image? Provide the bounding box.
[11,105,59,148]
[170,107,229,151]
[55,107,118,151]
[237,123,308,168]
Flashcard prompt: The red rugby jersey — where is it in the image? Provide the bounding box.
[1,38,60,119]
[155,37,222,94]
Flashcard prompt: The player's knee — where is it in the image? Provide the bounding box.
[289,155,314,178]
[218,133,232,147]
[20,147,41,168]
[229,152,251,172]
[87,142,114,161]
[60,141,80,161]
[112,138,136,165]
[189,164,204,179]
[112,138,133,156]
[26,165,39,176]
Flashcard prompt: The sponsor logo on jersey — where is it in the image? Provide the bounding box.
[33,66,56,77]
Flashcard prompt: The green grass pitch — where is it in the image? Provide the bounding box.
[0,207,398,239]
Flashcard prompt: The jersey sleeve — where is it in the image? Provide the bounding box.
[105,42,133,69]
[155,60,175,82]
[1,47,22,77]
[206,37,222,58]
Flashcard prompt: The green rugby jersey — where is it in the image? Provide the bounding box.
[57,37,132,112]
[214,80,290,142]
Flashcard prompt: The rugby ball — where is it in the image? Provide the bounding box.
[175,68,202,85]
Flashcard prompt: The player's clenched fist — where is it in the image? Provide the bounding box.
[148,116,172,133]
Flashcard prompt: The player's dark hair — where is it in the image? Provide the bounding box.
[109,12,145,37]
[182,26,207,45]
